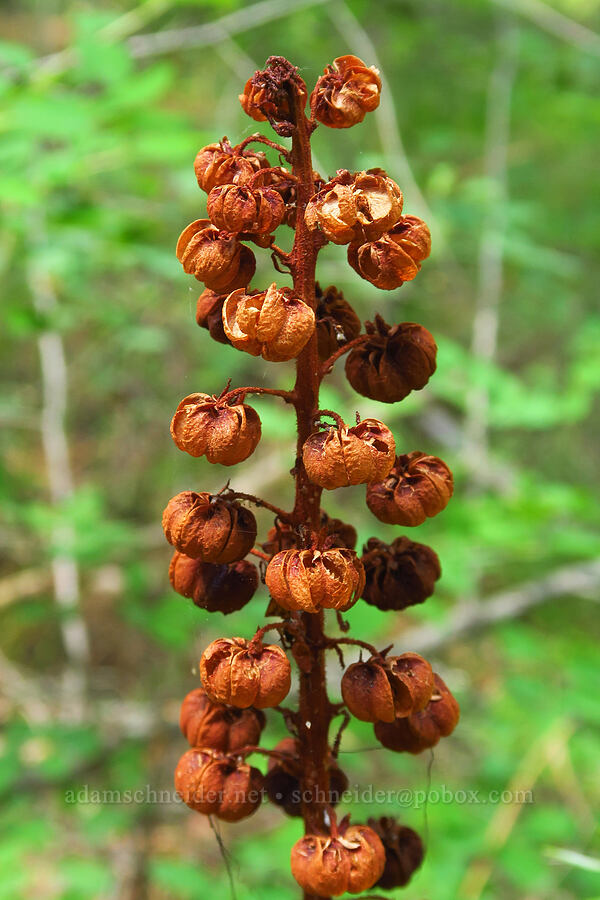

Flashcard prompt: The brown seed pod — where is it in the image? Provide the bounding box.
[207,183,285,235]
[265,738,348,817]
[176,219,256,293]
[374,673,460,754]
[347,215,431,290]
[311,55,382,129]
[194,138,268,193]
[174,747,263,822]
[222,283,315,362]
[262,511,357,556]
[291,821,385,896]
[265,548,365,613]
[315,282,361,361]
[366,451,454,526]
[345,317,437,403]
[341,652,434,723]
[200,636,291,709]
[179,687,266,753]
[169,553,258,614]
[305,169,403,244]
[162,492,256,563]
[303,418,395,490]
[368,816,424,889]
[195,289,230,345]
[239,56,308,134]
[361,536,441,611]
[170,392,261,465]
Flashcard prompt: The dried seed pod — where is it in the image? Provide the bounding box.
[361,536,441,611]
[305,169,403,244]
[374,673,460,754]
[170,392,261,465]
[265,548,365,613]
[265,738,348,817]
[291,822,385,896]
[179,687,266,752]
[341,652,434,723]
[207,183,285,235]
[262,512,357,556]
[311,55,381,129]
[367,451,454,526]
[368,817,424,889]
[348,215,431,290]
[315,282,361,361]
[162,492,256,563]
[194,138,268,193]
[169,552,258,614]
[303,418,395,490]
[239,56,308,134]
[174,747,263,822]
[200,636,291,709]
[176,219,256,293]
[195,289,230,345]
[345,317,437,403]
[222,283,315,361]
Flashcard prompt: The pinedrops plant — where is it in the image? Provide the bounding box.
[165,54,459,899]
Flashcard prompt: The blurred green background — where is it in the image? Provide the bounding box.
[1,0,599,898]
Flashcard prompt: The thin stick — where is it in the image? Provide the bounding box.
[320,334,370,377]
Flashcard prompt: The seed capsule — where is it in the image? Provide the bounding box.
[347,215,431,290]
[162,492,256,563]
[179,687,266,753]
[366,451,453,526]
[194,138,268,193]
[341,653,434,723]
[303,418,395,490]
[200,636,291,709]
[311,55,381,129]
[239,57,308,134]
[368,816,424,889]
[265,548,365,613]
[305,169,403,244]
[176,219,256,293]
[291,822,385,896]
[265,737,348,817]
[361,536,441,611]
[174,747,263,822]
[374,673,460,754]
[262,512,357,556]
[223,283,315,362]
[170,392,261,465]
[169,553,258,614]
[315,282,361,361]
[195,289,230,345]
[345,317,437,403]
[207,183,285,235]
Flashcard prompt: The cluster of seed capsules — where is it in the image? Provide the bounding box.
[165,55,460,897]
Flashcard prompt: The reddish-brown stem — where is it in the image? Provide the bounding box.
[220,386,294,404]
[235,133,292,160]
[250,547,271,562]
[320,333,371,377]
[327,636,385,658]
[231,491,294,523]
[315,408,346,430]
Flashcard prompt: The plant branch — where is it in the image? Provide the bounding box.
[320,334,370,377]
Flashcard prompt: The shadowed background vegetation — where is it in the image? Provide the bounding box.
[1,0,599,898]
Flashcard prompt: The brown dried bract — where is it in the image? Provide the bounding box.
[194,137,268,193]
[179,687,266,752]
[345,317,437,403]
[291,821,385,896]
[174,747,263,821]
[368,816,424,889]
[341,652,434,723]
[366,451,454,526]
[347,214,431,290]
[170,392,261,465]
[162,492,256,563]
[265,737,348,817]
[207,183,285,235]
[311,55,381,129]
[315,282,361,361]
[200,636,292,709]
[303,417,395,490]
[176,218,256,293]
[223,283,315,362]
[374,673,460,754]
[305,169,403,244]
[361,536,441,611]
[265,548,365,613]
[169,553,258,615]
[195,289,230,345]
